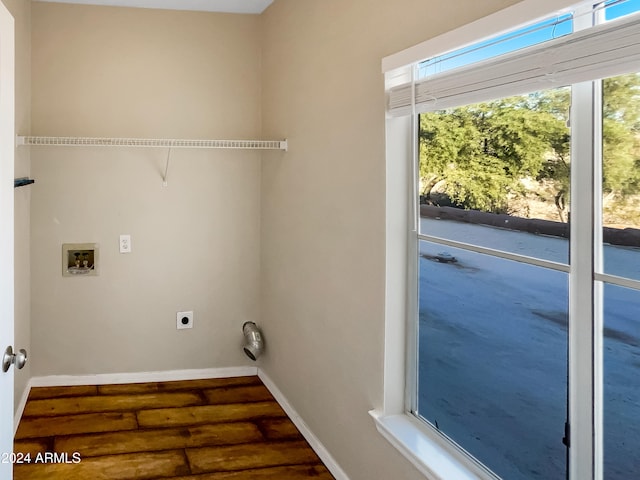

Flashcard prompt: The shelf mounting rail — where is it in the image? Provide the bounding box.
[16,136,288,151]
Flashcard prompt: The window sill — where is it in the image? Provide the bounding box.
[369,410,490,480]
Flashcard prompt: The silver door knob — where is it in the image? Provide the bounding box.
[2,346,27,373]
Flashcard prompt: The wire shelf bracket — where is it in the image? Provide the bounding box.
[16,135,288,151]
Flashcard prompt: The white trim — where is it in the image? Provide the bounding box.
[384,115,413,415]
[382,0,581,73]
[29,366,257,387]
[568,75,597,480]
[406,106,420,414]
[13,378,31,437]
[419,233,570,272]
[258,370,350,480]
[369,411,497,480]
[0,5,15,476]
[594,272,640,290]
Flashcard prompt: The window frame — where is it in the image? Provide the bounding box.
[372,1,640,479]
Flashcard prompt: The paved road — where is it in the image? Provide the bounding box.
[417,218,639,480]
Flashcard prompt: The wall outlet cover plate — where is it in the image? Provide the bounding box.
[176,311,193,329]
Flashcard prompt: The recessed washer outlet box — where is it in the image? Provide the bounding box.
[62,243,99,277]
[176,311,193,329]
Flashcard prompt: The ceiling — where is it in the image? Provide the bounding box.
[33,0,274,14]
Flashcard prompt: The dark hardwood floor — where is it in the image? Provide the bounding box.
[13,376,335,479]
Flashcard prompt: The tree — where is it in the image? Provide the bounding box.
[419,93,569,214]
[419,74,640,225]
[530,88,571,222]
[602,74,640,197]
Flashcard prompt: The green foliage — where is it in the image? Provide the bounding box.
[419,93,569,213]
[419,73,640,223]
[602,74,640,198]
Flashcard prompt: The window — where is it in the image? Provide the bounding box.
[374,1,640,480]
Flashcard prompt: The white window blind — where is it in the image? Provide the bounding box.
[387,11,640,116]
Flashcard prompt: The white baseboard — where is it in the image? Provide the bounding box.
[29,366,258,388]
[14,377,32,437]
[258,370,350,480]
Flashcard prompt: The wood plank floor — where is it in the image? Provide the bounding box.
[14,376,335,480]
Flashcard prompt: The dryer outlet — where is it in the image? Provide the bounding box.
[177,311,193,329]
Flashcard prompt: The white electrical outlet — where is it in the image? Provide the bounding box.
[177,311,193,329]
[119,234,131,253]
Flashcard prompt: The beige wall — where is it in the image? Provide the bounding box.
[259,1,520,479]
[4,0,32,414]
[30,3,263,375]
[21,1,531,477]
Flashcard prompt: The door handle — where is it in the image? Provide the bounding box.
[2,346,27,373]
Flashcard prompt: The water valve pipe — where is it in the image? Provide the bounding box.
[242,321,264,361]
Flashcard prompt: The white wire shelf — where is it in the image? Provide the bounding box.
[16,136,288,151]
